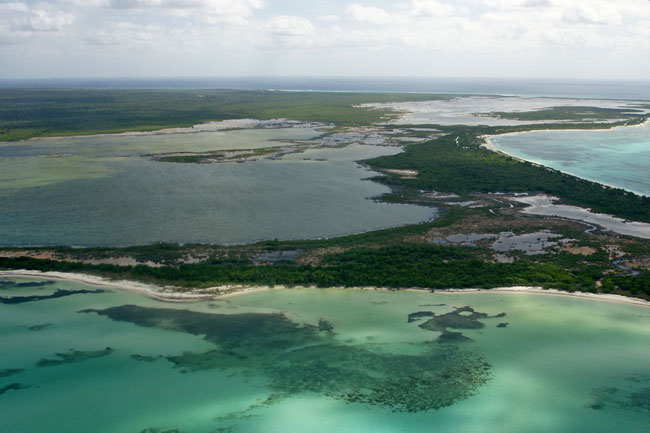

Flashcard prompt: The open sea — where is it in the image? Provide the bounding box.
[1,77,649,100]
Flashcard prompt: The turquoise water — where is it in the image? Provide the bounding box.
[2,276,650,433]
[0,128,435,246]
[491,123,650,197]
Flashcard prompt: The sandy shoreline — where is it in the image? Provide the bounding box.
[2,269,649,308]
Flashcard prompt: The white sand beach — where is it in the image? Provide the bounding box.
[2,270,649,308]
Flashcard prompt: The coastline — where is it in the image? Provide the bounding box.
[2,269,649,308]
[0,270,214,303]
[480,118,650,197]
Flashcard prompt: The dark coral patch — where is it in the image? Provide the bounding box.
[36,347,114,367]
[0,368,24,378]
[0,383,29,396]
[85,304,492,413]
[414,306,506,342]
[1,288,104,304]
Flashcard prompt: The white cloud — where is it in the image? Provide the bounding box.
[0,2,75,44]
[410,0,453,17]
[0,2,29,13]
[563,4,622,25]
[87,22,159,46]
[266,15,314,40]
[106,0,265,11]
[319,15,340,22]
[346,4,392,24]
[29,9,75,31]
[1,0,649,79]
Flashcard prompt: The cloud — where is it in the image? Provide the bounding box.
[563,4,622,25]
[319,15,340,22]
[346,4,392,24]
[86,21,159,46]
[106,0,265,12]
[0,2,75,43]
[410,0,453,17]
[0,2,29,13]
[267,15,314,37]
[104,0,267,25]
[1,0,649,79]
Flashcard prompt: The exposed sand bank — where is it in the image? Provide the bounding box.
[2,270,649,308]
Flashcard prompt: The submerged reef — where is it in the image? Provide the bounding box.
[588,375,650,412]
[410,306,506,342]
[84,304,494,412]
[26,323,54,331]
[266,342,490,412]
[0,279,56,289]
[131,354,163,363]
[0,288,105,304]
[36,347,114,367]
[0,368,23,378]
[0,383,29,396]
[139,429,185,433]
[81,305,319,354]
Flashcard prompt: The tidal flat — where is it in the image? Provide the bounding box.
[361,96,649,126]
[2,276,650,433]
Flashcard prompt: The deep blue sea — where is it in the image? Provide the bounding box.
[1,77,649,100]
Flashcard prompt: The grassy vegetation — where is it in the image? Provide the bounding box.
[0,89,447,141]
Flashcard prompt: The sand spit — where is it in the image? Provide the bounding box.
[2,270,649,308]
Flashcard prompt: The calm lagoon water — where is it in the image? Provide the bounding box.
[490,123,650,197]
[2,276,650,433]
[0,127,435,246]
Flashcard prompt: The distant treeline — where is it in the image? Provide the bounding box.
[0,89,444,141]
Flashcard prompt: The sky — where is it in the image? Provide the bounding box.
[0,0,649,79]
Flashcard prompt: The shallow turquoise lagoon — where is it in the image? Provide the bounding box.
[0,127,435,246]
[2,276,650,433]
[490,123,650,197]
